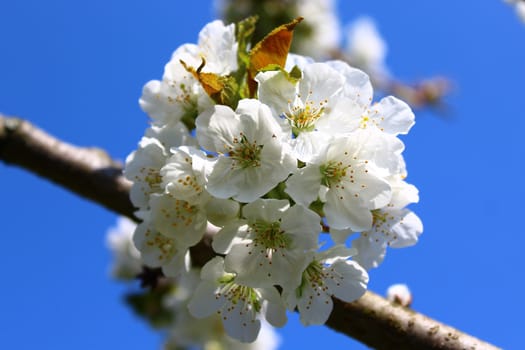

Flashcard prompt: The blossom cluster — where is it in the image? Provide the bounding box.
[124,18,422,343]
[106,217,280,349]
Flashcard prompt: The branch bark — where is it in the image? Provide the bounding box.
[0,114,500,350]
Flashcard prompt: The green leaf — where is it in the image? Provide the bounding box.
[236,16,258,67]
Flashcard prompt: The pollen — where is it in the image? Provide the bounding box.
[229,134,263,169]
[285,92,327,135]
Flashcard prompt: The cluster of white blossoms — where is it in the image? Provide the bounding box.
[124,18,422,343]
[106,218,281,349]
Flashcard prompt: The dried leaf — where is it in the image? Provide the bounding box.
[247,17,303,96]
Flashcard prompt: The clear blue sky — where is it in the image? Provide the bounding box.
[1,1,524,349]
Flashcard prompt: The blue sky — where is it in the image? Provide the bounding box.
[1,1,524,349]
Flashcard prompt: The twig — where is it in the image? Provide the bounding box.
[0,114,136,219]
[0,114,500,350]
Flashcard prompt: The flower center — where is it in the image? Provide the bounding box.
[161,199,198,228]
[250,220,290,250]
[229,133,263,169]
[296,260,325,298]
[320,161,348,187]
[285,93,327,136]
[368,210,397,244]
[144,229,176,263]
[139,167,162,194]
[215,280,262,313]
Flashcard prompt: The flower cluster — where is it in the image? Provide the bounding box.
[106,218,281,349]
[124,18,422,342]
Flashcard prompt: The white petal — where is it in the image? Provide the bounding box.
[211,221,247,254]
[222,302,261,343]
[196,105,238,153]
[326,60,373,107]
[299,63,344,105]
[325,260,368,302]
[329,228,353,245]
[293,131,332,162]
[242,199,290,223]
[389,178,419,208]
[372,96,415,135]
[284,53,314,70]
[352,235,387,270]
[207,158,244,199]
[139,80,186,125]
[317,244,357,263]
[200,256,228,281]
[149,194,207,246]
[297,283,333,325]
[388,210,423,248]
[285,165,322,207]
[280,204,321,250]
[187,281,224,318]
[259,287,288,328]
[205,198,240,227]
[255,69,297,117]
[161,250,190,277]
[225,242,274,286]
[324,189,373,231]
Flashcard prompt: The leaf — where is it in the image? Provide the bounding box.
[247,17,303,96]
[236,16,258,67]
[180,59,240,108]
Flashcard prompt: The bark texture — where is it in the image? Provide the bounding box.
[0,114,500,350]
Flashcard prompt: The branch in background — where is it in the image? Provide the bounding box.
[0,115,136,220]
[328,48,452,112]
[0,114,500,350]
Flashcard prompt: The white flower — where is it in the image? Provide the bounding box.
[145,121,196,149]
[349,95,415,136]
[351,208,423,269]
[164,269,281,350]
[166,312,280,350]
[346,17,388,79]
[188,257,287,343]
[149,193,209,247]
[196,99,296,203]
[132,219,190,277]
[387,174,420,209]
[140,20,237,126]
[213,199,320,289]
[285,133,392,231]
[284,245,368,325]
[331,178,422,269]
[386,283,412,307]
[167,20,238,77]
[106,217,142,280]
[160,146,210,204]
[256,61,374,161]
[139,78,205,126]
[124,136,168,210]
[257,60,413,166]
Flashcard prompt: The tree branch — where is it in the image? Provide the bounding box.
[0,114,500,350]
[0,114,136,220]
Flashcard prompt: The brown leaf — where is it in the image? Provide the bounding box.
[247,17,303,96]
[180,59,223,97]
